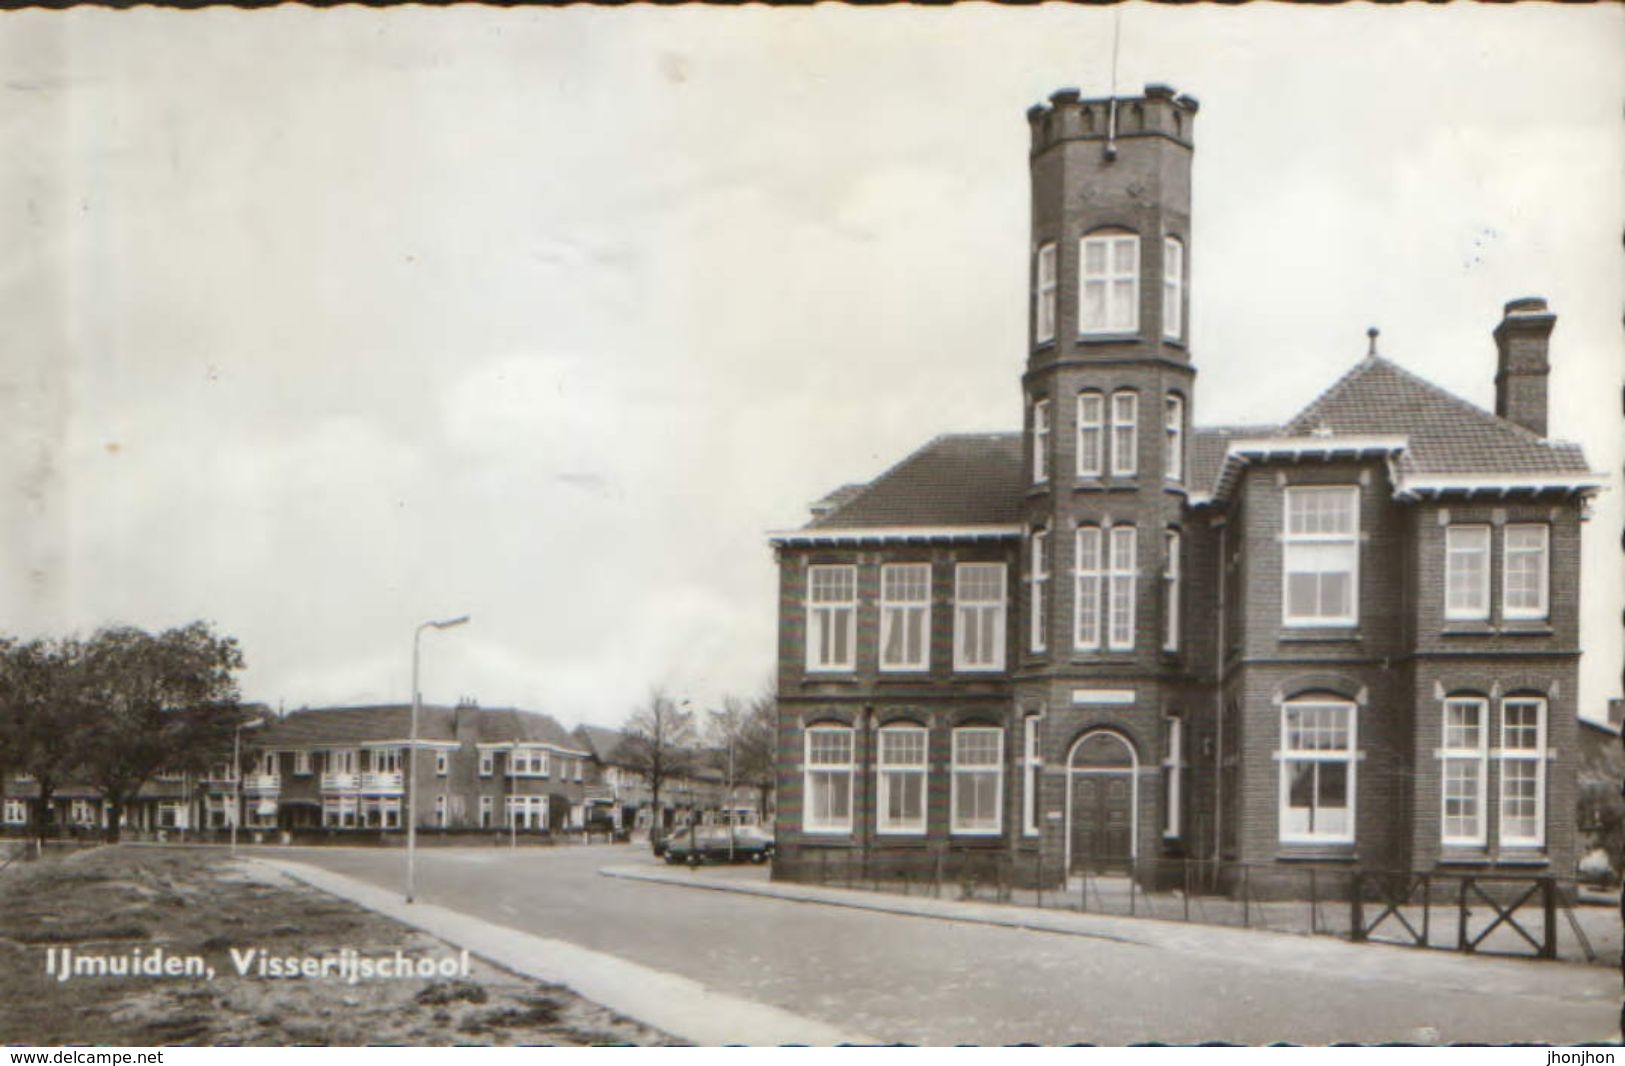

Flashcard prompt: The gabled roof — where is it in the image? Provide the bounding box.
[255,704,584,753]
[795,432,1027,533]
[573,724,629,763]
[1282,355,1590,481]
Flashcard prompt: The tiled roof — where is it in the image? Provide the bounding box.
[806,433,1027,530]
[1189,424,1276,500]
[256,705,584,753]
[572,724,629,763]
[1281,355,1590,481]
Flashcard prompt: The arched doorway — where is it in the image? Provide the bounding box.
[1066,730,1139,872]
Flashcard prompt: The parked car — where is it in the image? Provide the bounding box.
[663,825,775,866]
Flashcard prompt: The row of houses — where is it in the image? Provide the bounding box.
[2,702,769,839]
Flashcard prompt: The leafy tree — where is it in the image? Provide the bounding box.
[619,687,694,841]
[0,637,92,846]
[77,622,246,842]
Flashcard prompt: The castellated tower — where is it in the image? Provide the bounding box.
[1016,84,1202,866]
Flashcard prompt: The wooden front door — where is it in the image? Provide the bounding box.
[1070,772,1134,871]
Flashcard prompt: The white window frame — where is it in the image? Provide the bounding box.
[1110,391,1139,477]
[1107,525,1137,652]
[3,799,27,825]
[1162,715,1183,839]
[1077,391,1105,478]
[1022,714,1042,837]
[950,727,1004,835]
[803,726,855,835]
[1444,525,1491,622]
[434,795,447,828]
[1029,529,1049,654]
[1502,524,1550,621]
[294,750,312,776]
[1278,698,1357,845]
[1498,697,1547,849]
[1032,398,1051,484]
[1163,529,1181,653]
[953,563,1007,673]
[805,564,858,673]
[479,750,494,778]
[1162,236,1184,341]
[1035,242,1057,344]
[479,795,494,828]
[875,725,928,836]
[1282,486,1361,628]
[1079,231,1139,335]
[434,750,449,777]
[1074,525,1103,651]
[1440,696,1488,847]
[879,563,932,673]
[1164,394,1184,484]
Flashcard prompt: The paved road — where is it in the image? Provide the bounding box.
[276,844,1616,1045]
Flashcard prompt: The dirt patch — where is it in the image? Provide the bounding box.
[0,846,675,1046]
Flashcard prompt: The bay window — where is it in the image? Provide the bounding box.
[1444,525,1491,621]
[1077,391,1104,477]
[1108,525,1137,651]
[1080,231,1139,334]
[1035,242,1057,344]
[954,563,1007,672]
[1074,525,1103,650]
[1499,698,1546,848]
[1163,236,1184,340]
[1162,715,1183,838]
[1030,529,1051,653]
[951,727,1004,834]
[1164,394,1184,483]
[1282,486,1360,626]
[1022,714,1042,837]
[1032,398,1050,484]
[804,726,854,834]
[1110,391,1138,477]
[1163,529,1181,653]
[1280,698,1356,844]
[806,564,857,672]
[879,563,931,672]
[876,726,927,835]
[1502,524,1549,620]
[1440,697,1488,846]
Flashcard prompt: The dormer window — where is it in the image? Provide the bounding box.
[1080,231,1139,335]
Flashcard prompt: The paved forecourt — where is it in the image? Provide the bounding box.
[267,843,1618,1045]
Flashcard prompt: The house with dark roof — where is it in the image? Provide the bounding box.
[768,85,1603,886]
[572,724,771,835]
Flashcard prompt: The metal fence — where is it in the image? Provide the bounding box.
[790,849,1599,963]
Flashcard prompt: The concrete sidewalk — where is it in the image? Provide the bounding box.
[258,857,878,1046]
[600,863,1615,1010]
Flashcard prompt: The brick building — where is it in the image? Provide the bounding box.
[768,85,1602,886]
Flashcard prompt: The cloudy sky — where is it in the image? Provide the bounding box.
[2,5,1620,728]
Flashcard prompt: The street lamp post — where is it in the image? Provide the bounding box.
[406,614,470,904]
[230,718,264,858]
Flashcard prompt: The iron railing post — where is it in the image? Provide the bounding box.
[1350,870,1365,942]
[1541,877,1557,960]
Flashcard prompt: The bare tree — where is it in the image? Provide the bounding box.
[736,682,778,822]
[619,686,694,845]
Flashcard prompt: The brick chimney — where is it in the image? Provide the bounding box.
[1493,297,1555,437]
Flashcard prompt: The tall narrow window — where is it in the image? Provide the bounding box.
[1162,715,1183,838]
[1279,699,1356,844]
[806,565,857,672]
[1080,232,1139,334]
[1164,394,1184,483]
[1022,714,1042,837]
[1499,698,1547,848]
[1110,391,1139,477]
[1077,392,1104,477]
[1108,525,1137,651]
[951,727,1004,834]
[954,563,1007,672]
[1440,696,1487,846]
[1163,236,1184,340]
[1035,242,1057,344]
[1030,530,1049,653]
[1502,524,1549,621]
[1444,526,1491,621]
[876,726,927,835]
[1163,529,1181,652]
[1282,486,1360,626]
[1032,398,1051,484]
[1075,526,1103,650]
[804,726,854,834]
[879,563,931,672]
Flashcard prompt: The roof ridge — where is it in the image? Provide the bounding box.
[809,431,989,527]
[1284,353,1382,432]
[1372,354,1560,448]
